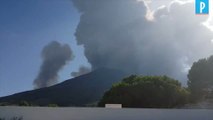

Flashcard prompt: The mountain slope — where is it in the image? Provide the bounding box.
[0,68,127,106]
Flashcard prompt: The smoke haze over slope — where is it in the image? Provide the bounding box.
[71,66,91,77]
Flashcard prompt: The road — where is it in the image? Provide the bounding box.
[0,106,213,120]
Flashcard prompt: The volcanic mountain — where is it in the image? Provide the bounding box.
[0,68,127,106]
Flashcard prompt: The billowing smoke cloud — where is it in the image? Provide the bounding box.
[71,66,91,77]
[34,41,74,89]
[72,0,213,84]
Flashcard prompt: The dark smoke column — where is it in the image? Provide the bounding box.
[72,0,147,74]
[72,0,213,83]
[33,41,74,89]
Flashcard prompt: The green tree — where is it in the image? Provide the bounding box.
[0,102,9,106]
[188,55,213,101]
[18,100,29,106]
[98,75,189,108]
[48,104,58,107]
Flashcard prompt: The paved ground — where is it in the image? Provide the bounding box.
[0,106,213,120]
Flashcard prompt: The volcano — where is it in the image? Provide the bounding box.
[0,68,127,106]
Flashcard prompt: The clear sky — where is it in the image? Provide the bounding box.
[0,0,90,97]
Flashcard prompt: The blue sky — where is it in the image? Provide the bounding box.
[0,0,90,97]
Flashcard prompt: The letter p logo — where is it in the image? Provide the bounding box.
[196,0,209,14]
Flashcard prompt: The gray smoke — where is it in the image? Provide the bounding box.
[71,66,91,77]
[34,41,74,89]
[72,0,213,84]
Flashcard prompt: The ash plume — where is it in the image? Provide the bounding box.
[72,0,213,84]
[33,41,74,89]
[71,66,91,77]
